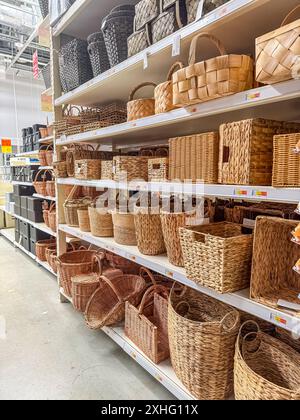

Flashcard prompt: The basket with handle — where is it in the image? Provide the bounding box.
[88,197,114,238]
[106,251,141,275]
[36,239,56,262]
[256,5,300,85]
[63,186,93,227]
[186,0,230,24]
[169,283,240,400]
[33,169,52,196]
[139,266,175,290]
[155,62,184,114]
[46,171,56,198]
[48,202,57,233]
[151,0,187,45]
[234,321,300,400]
[128,16,151,58]
[125,284,170,364]
[54,106,82,137]
[127,82,157,122]
[49,242,77,276]
[38,145,48,167]
[66,144,103,177]
[53,161,68,178]
[42,201,50,227]
[172,32,253,107]
[45,244,57,267]
[45,144,54,167]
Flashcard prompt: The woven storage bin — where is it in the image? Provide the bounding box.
[99,101,127,125]
[256,6,300,85]
[71,273,99,312]
[53,161,67,178]
[148,148,169,181]
[88,203,114,237]
[251,217,300,316]
[151,0,187,45]
[112,211,137,246]
[275,327,300,353]
[64,186,92,227]
[169,131,219,183]
[125,285,170,364]
[180,222,253,294]
[155,62,184,114]
[54,106,81,137]
[134,203,166,255]
[74,159,101,180]
[113,156,149,181]
[186,0,230,24]
[78,209,91,232]
[172,32,253,107]
[135,0,159,30]
[87,33,110,78]
[33,169,51,196]
[48,202,57,233]
[85,274,146,329]
[38,146,48,166]
[128,20,151,58]
[66,144,104,177]
[273,133,300,187]
[218,119,300,186]
[57,249,97,297]
[169,284,240,400]
[234,321,300,400]
[127,82,157,122]
[36,239,56,262]
[101,161,113,180]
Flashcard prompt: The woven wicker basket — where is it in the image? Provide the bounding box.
[71,273,99,312]
[155,62,184,114]
[113,156,149,181]
[251,217,300,316]
[275,327,300,353]
[134,203,166,256]
[273,132,300,187]
[48,202,57,233]
[128,18,151,58]
[135,0,159,30]
[78,209,91,232]
[54,106,81,137]
[38,145,48,166]
[106,252,141,275]
[45,244,57,267]
[64,186,92,227]
[45,146,54,167]
[88,202,114,238]
[46,171,56,198]
[75,159,101,180]
[169,284,240,400]
[172,32,253,106]
[85,274,147,329]
[101,161,113,180]
[127,82,157,122]
[235,321,300,400]
[33,169,51,196]
[66,144,103,177]
[256,6,300,85]
[53,161,68,178]
[218,119,300,186]
[125,285,170,364]
[112,211,137,246]
[169,132,219,182]
[36,239,56,262]
[180,222,253,294]
[148,150,169,182]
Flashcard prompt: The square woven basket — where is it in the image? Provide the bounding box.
[113,156,149,181]
[273,132,300,187]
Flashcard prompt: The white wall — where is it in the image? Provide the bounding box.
[0,73,52,143]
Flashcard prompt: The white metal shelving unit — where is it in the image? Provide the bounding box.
[0,228,15,244]
[33,193,56,202]
[12,181,33,186]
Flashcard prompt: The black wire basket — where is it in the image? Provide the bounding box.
[87,32,110,77]
[38,0,49,19]
[102,6,135,68]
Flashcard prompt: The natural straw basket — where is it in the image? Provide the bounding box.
[113,156,149,181]
[256,5,300,85]
[172,32,253,107]
[88,200,114,238]
[169,284,240,400]
[36,239,56,262]
[250,217,300,316]
[148,148,169,182]
[112,211,137,246]
[53,161,68,178]
[72,273,99,312]
[45,145,54,167]
[234,321,300,400]
[134,202,166,256]
[275,327,300,353]
[85,274,147,329]
[101,160,113,180]
[48,202,57,233]
[155,62,184,114]
[33,169,51,196]
[273,132,300,187]
[180,222,253,294]
[127,82,157,122]
[38,145,48,166]
[77,209,91,232]
[125,285,170,364]
[46,171,56,198]
[74,159,102,180]
[42,201,50,227]
[63,186,92,227]
[45,244,56,266]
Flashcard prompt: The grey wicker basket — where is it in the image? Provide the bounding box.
[87,32,110,77]
[186,0,230,24]
[42,63,51,89]
[151,0,187,44]
[38,0,49,19]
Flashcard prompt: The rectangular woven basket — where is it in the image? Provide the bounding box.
[250,217,300,317]
[273,132,300,187]
[180,222,253,293]
[169,132,219,183]
[113,156,149,181]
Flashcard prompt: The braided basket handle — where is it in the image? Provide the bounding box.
[129,82,157,101]
[34,169,51,183]
[139,267,157,285]
[138,285,169,315]
[167,62,184,81]
[49,201,56,213]
[99,275,123,303]
[281,5,300,27]
[93,252,106,275]
[189,32,227,65]
[155,147,169,157]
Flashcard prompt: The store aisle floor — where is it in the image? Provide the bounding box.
[0,238,174,401]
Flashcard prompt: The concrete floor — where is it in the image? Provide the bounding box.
[0,237,174,400]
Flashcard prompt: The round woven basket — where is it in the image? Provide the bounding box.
[45,244,57,266]
[64,196,92,228]
[48,202,57,233]
[71,273,99,312]
[88,205,114,237]
[53,161,67,178]
[112,211,137,246]
[45,145,54,166]
[46,171,55,198]
[33,169,51,196]
[155,62,184,114]
[38,145,48,166]
[77,209,91,232]
[36,239,56,262]
[127,82,156,122]
[168,284,240,400]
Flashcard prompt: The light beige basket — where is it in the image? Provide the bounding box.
[256,6,300,85]
[112,211,137,246]
[101,160,113,180]
[172,32,253,107]
[148,148,169,182]
[88,201,114,238]
[127,82,157,122]
[113,156,149,181]
[154,62,184,114]
[77,209,91,232]
[273,132,300,187]
[275,327,300,353]
[180,222,253,294]
[74,159,101,180]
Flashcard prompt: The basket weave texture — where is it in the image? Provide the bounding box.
[169,285,240,400]
[273,132,300,187]
[89,206,114,238]
[77,209,91,232]
[135,0,159,30]
[74,159,101,180]
[113,156,149,181]
[36,239,56,262]
[127,82,156,122]
[155,62,184,114]
[112,212,137,246]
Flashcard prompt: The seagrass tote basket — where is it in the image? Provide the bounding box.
[256,5,300,85]
[155,62,184,114]
[127,82,157,121]
[234,321,300,400]
[172,32,253,107]
[250,217,300,316]
[180,222,253,294]
[125,285,170,364]
[273,132,300,187]
[168,284,240,400]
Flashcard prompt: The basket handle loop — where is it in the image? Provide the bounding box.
[49,201,56,213]
[155,147,169,157]
[167,61,184,81]
[129,82,157,101]
[46,144,53,151]
[171,281,187,298]
[189,32,227,66]
[175,301,190,316]
[241,331,262,356]
[220,310,240,333]
[99,275,123,303]
[34,169,50,183]
[93,252,106,275]
[138,285,169,315]
[281,5,300,27]
[139,267,157,285]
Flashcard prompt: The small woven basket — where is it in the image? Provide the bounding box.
[46,171,56,198]
[101,161,113,180]
[77,209,91,232]
[273,132,300,187]
[45,145,54,167]
[38,146,48,167]
[112,211,137,246]
[113,155,149,181]
[88,203,114,238]
[48,202,57,233]
[53,161,68,178]
[155,62,184,114]
[64,187,92,227]
[36,239,56,262]
[74,159,101,180]
[33,169,51,196]
[127,82,157,122]
[71,273,99,312]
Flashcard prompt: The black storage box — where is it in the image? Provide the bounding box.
[13,184,35,196]
[15,218,20,233]
[21,207,28,219]
[22,235,30,251]
[20,221,30,237]
[30,225,50,241]
[27,197,43,213]
[27,210,44,223]
[15,230,20,243]
[14,206,21,216]
[30,239,36,256]
[21,196,28,209]
[14,195,21,207]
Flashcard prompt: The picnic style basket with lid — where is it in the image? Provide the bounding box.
[127,82,157,121]
[234,321,300,400]
[155,62,184,114]
[256,5,300,85]
[168,284,240,400]
[172,32,253,107]
[85,273,147,329]
[273,132,300,187]
[180,222,253,293]
[125,285,170,364]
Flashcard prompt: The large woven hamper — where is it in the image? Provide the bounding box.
[235,322,300,400]
[250,217,300,316]
[180,222,253,293]
[169,285,240,400]
[169,132,219,182]
[256,6,300,85]
[172,32,253,107]
[218,119,300,186]
[273,132,300,187]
